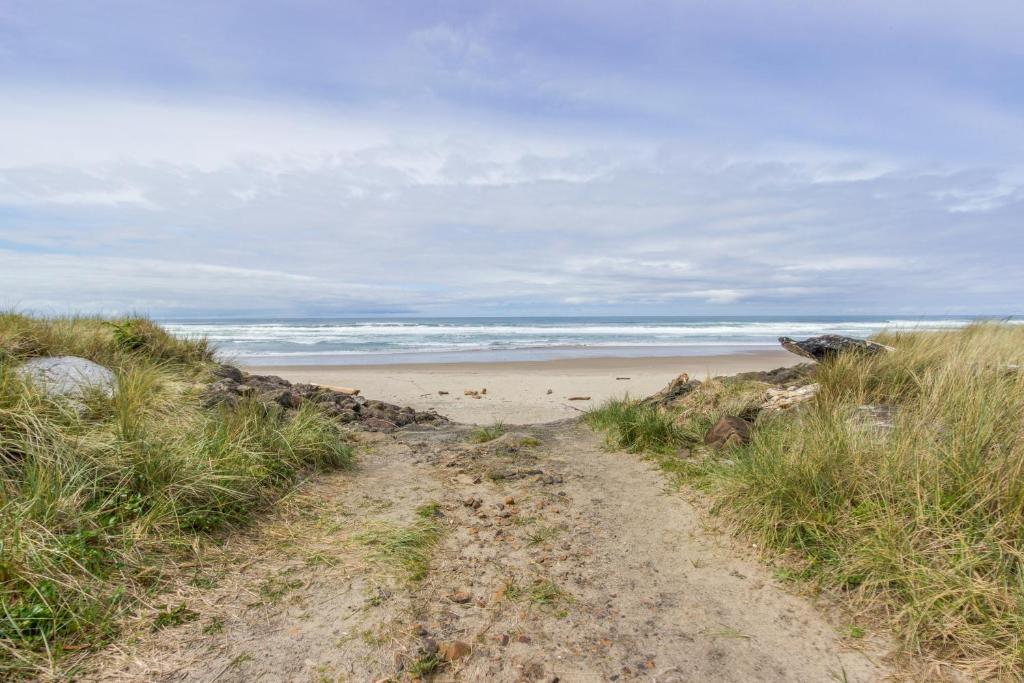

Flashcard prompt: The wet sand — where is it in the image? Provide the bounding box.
[248,350,798,424]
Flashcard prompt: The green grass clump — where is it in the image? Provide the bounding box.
[469,421,506,443]
[354,501,445,582]
[585,399,685,454]
[0,313,353,677]
[594,322,1024,676]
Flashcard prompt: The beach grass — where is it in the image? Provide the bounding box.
[587,323,1024,676]
[469,421,506,443]
[0,313,353,677]
[353,501,445,582]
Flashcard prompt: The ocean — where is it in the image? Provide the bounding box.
[158,316,1002,366]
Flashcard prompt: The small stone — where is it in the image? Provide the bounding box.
[439,640,472,661]
[515,634,532,644]
[448,590,473,604]
[495,633,510,646]
[422,638,439,656]
[504,496,515,505]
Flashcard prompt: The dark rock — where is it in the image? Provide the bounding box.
[362,417,398,432]
[642,373,702,407]
[704,416,751,449]
[200,364,448,431]
[212,363,244,382]
[731,364,815,386]
[778,335,894,362]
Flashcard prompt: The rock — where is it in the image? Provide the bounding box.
[16,356,117,401]
[546,389,553,395]
[642,373,702,408]
[504,496,515,505]
[731,364,815,386]
[421,638,439,656]
[567,396,591,401]
[448,590,473,604]
[778,335,894,362]
[361,417,398,432]
[438,640,472,661]
[761,383,819,413]
[201,364,447,431]
[212,363,244,382]
[438,390,449,395]
[704,416,751,449]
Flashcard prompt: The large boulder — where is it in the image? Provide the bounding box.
[704,416,751,449]
[15,356,117,401]
[779,335,894,362]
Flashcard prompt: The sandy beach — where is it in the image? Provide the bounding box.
[248,349,798,423]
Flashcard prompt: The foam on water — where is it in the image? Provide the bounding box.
[160,316,1008,365]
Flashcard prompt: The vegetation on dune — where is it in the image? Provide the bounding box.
[0,313,353,676]
[588,323,1024,676]
[469,421,506,443]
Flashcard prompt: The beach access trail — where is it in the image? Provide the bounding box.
[87,418,893,682]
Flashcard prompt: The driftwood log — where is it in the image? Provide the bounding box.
[778,335,894,362]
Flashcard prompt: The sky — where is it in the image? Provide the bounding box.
[1,0,1022,317]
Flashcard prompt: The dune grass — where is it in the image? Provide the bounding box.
[0,313,353,677]
[469,421,506,443]
[588,323,1024,676]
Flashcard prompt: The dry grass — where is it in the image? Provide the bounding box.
[0,313,353,678]
[589,323,1024,677]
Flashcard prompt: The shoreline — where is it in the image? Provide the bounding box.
[247,349,798,424]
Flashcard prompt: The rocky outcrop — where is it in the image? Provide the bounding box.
[704,416,751,449]
[203,364,447,432]
[779,335,894,362]
[16,356,117,401]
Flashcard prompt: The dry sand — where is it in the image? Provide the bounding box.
[86,422,893,682]
[249,350,798,424]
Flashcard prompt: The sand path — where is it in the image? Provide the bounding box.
[86,420,889,682]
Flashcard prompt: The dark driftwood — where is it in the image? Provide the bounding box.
[778,335,894,362]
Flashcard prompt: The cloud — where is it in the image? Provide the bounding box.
[0,2,1022,315]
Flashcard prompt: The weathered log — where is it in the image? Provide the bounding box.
[778,335,894,362]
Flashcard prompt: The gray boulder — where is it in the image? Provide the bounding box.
[16,356,117,400]
[779,335,894,362]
